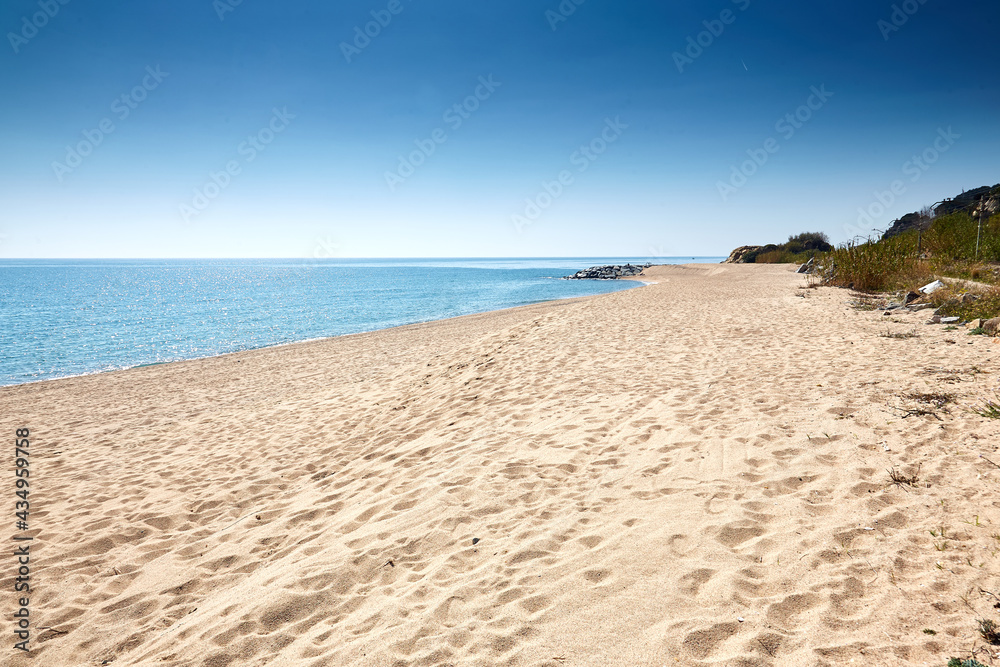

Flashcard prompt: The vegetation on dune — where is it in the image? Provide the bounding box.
[924,211,1000,261]
[926,284,1000,321]
[818,211,1000,305]
[808,184,1000,321]
[740,232,834,264]
[725,184,1000,320]
[818,233,927,293]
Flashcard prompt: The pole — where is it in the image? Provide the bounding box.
[976,196,983,261]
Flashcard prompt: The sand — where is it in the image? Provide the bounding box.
[3,263,1000,666]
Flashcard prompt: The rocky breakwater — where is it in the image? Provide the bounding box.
[563,263,651,280]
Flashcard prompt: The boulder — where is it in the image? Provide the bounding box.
[563,263,651,280]
[725,246,764,264]
[881,211,933,239]
[984,317,1000,336]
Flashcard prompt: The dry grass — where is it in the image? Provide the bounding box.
[887,466,920,488]
[820,236,931,293]
[978,618,1000,644]
[904,392,954,409]
[880,328,918,339]
[928,285,1000,321]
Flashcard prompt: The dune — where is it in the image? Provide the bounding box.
[3,263,999,666]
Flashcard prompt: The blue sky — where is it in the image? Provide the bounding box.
[1,0,997,258]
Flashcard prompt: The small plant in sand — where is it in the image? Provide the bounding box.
[849,292,886,311]
[887,467,920,488]
[906,392,954,408]
[971,393,1000,420]
[947,658,988,667]
[880,328,919,339]
[980,618,1000,644]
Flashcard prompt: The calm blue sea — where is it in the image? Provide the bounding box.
[0,258,722,386]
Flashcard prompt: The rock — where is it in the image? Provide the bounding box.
[881,184,1000,241]
[563,263,651,280]
[984,317,1000,336]
[919,280,945,295]
[882,211,934,239]
[960,293,981,304]
[725,246,764,264]
[904,291,920,304]
[968,318,985,330]
[940,316,959,324]
[927,315,942,324]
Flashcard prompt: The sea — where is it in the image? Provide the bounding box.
[0,257,723,387]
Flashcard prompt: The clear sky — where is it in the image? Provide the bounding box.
[1,0,997,258]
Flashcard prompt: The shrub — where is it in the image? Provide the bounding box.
[785,232,833,254]
[924,212,1000,261]
[820,234,929,292]
[930,285,1000,321]
[741,232,833,263]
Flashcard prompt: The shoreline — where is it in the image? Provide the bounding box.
[5,262,999,666]
[1,272,652,391]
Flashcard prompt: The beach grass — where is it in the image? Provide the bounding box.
[814,211,1000,322]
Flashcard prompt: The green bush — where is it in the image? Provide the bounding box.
[923,212,1000,261]
[947,658,987,667]
[742,232,833,264]
[785,232,833,254]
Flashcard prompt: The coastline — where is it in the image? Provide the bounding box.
[0,271,648,390]
[4,263,999,666]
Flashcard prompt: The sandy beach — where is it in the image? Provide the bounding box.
[4,263,1000,666]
